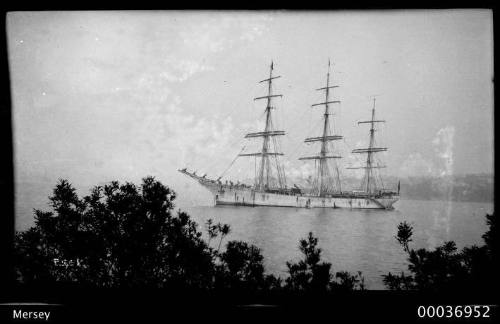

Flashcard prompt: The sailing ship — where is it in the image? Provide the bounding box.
[179,61,400,209]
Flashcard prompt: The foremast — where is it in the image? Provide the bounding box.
[350,98,387,196]
[299,60,343,197]
[239,61,287,192]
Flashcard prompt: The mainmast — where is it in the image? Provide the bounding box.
[299,60,343,197]
[350,98,387,195]
[239,61,286,191]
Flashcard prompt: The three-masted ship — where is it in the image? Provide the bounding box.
[179,61,400,209]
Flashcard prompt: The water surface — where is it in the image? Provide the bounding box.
[185,199,493,289]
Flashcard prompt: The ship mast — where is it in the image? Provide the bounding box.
[350,98,387,195]
[239,61,286,191]
[299,60,343,197]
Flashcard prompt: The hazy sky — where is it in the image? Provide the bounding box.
[8,10,494,218]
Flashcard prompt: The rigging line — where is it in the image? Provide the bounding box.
[254,156,257,187]
[282,103,314,140]
[204,98,259,155]
[377,171,385,191]
[193,107,267,176]
[272,154,281,188]
[289,117,324,160]
[218,145,247,179]
[314,159,320,195]
[290,105,311,128]
[342,136,366,168]
[186,102,251,172]
[271,136,284,188]
[189,134,243,176]
[277,140,287,187]
[287,121,321,159]
[285,102,316,139]
[198,138,246,176]
[375,155,386,190]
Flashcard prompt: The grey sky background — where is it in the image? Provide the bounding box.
[8,10,493,222]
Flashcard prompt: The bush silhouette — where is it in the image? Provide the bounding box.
[216,240,279,292]
[383,213,497,292]
[17,177,494,293]
[14,177,214,289]
[13,177,367,292]
[285,232,365,292]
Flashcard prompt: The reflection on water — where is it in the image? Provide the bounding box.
[185,199,493,289]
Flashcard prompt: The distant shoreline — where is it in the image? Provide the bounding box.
[397,197,494,204]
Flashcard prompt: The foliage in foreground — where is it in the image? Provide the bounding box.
[14,177,364,292]
[285,232,364,292]
[383,214,498,291]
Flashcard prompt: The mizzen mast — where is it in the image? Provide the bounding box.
[299,60,343,197]
[239,61,287,191]
[350,98,387,195]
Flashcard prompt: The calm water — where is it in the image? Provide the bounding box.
[184,199,493,289]
[16,191,493,290]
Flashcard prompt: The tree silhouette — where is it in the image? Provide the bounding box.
[217,240,269,292]
[205,219,218,246]
[395,221,413,253]
[14,177,367,293]
[285,232,365,292]
[383,213,497,292]
[482,213,498,263]
[217,224,231,252]
[14,177,215,289]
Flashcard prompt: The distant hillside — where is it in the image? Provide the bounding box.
[397,174,494,203]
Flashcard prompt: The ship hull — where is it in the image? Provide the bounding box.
[179,170,399,209]
[198,182,397,210]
